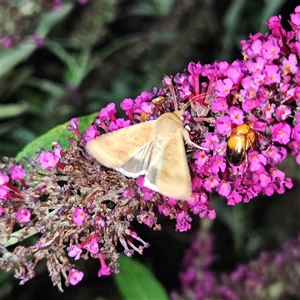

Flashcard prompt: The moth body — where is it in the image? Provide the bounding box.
[86,109,201,200]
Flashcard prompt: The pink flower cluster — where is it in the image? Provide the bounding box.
[86,6,300,231]
[0,166,31,223]
[171,232,300,299]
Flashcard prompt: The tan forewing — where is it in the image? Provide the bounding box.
[86,121,156,171]
[116,140,154,177]
[144,129,191,200]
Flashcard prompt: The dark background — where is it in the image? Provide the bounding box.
[1,0,299,299]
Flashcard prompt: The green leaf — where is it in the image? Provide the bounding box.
[114,255,168,300]
[35,4,73,37]
[151,0,175,16]
[0,4,73,76]
[0,103,28,119]
[129,0,175,16]
[45,39,75,70]
[26,77,64,97]
[128,1,158,16]
[259,0,285,32]
[15,113,97,160]
[0,41,36,77]
[45,40,92,86]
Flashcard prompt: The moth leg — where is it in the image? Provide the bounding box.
[216,144,226,154]
[180,128,207,150]
[240,135,255,174]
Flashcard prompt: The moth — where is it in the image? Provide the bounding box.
[86,105,204,200]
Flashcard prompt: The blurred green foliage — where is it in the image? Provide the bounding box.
[1,0,289,158]
[1,0,299,300]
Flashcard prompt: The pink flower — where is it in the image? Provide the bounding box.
[272,123,291,145]
[98,253,111,277]
[215,78,234,97]
[216,181,231,197]
[253,169,272,188]
[262,146,287,164]
[136,177,155,200]
[282,54,299,75]
[86,236,99,254]
[17,209,31,223]
[194,151,209,168]
[228,106,244,125]
[135,176,145,188]
[67,245,82,260]
[241,76,259,94]
[85,125,100,142]
[99,103,117,121]
[122,188,135,199]
[203,176,219,193]
[137,210,157,227]
[246,57,265,72]
[9,166,26,180]
[0,186,9,200]
[211,97,228,112]
[275,105,292,121]
[108,118,130,131]
[120,98,134,120]
[0,172,9,185]
[241,98,260,112]
[248,152,267,172]
[252,70,265,85]
[120,98,134,111]
[68,269,84,285]
[267,15,284,35]
[200,133,221,151]
[290,9,300,28]
[72,207,87,226]
[67,118,80,136]
[291,124,300,141]
[261,101,275,120]
[262,38,280,61]
[249,38,263,57]
[207,209,216,220]
[188,61,203,76]
[39,151,60,170]
[227,191,242,205]
[227,65,243,84]
[209,156,226,174]
[264,64,281,84]
[175,211,192,232]
[94,216,106,227]
[215,116,232,135]
[141,102,154,114]
[158,204,170,216]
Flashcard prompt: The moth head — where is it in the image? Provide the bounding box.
[173,109,184,120]
[172,100,192,121]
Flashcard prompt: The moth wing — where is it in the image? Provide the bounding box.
[144,130,191,200]
[116,139,154,177]
[86,121,156,177]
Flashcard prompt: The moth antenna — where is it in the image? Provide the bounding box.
[189,92,211,104]
[180,101,191,113]
[163,76,178,110]
[179,92,210,114]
